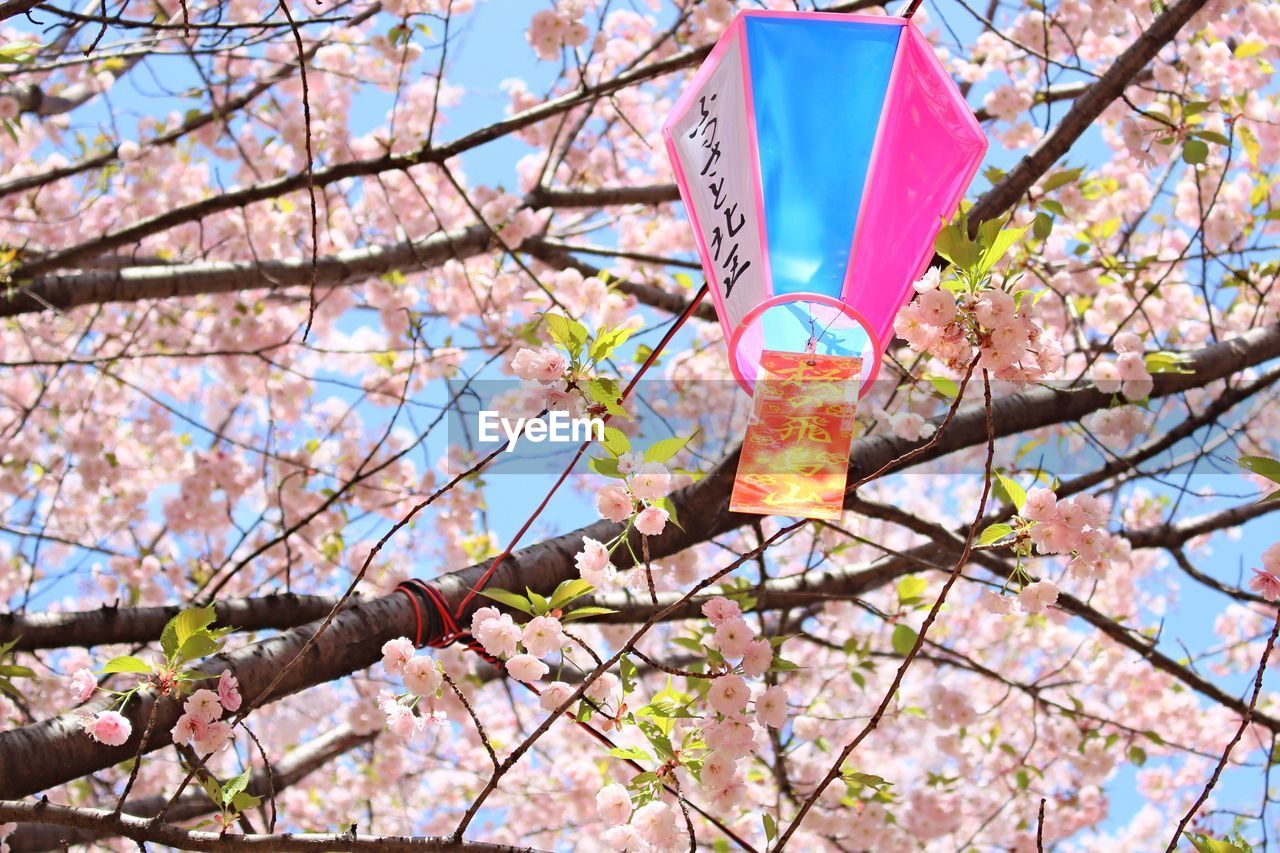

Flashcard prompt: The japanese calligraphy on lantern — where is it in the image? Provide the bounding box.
[663,34,766,333]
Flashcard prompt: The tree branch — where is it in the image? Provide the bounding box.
[0,323,1274,799]
[0,800,535,852]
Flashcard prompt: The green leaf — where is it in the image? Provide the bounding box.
[977,523,1015,547]
[762,813,777,842]
[1145,350,1194,374]
[100,655,152,675]
[549,578,594,611]
[644,434,694,464]
[478,588,534,615]
[589,325,636,364]
[934,220,980,272]
[585,378,627,416]
[1040,166,1083,193]
[1239,124,1260,166]
[1126,745,1147,767]
[0,664,34,678]
[843,770,892,790]
[1234,41,1266,58]
[994,472,1027,512]
[232,791,262,812]
[620,655,638,694]
[896,576,927,605]
[1240,455,1280,486]
[560,606,617,622]
[609,746,649,761]
[1191,129,1231,146]
[979,224,1030,274]
[526,588,549,615]
[172,606,218,649]
[589,456,624,479]
[1189,835,1248,853]
[891,624,918,657]
[926,376,958,399]
[543,313,588,359]
[1182,138,1209,165]
[672,272,694,289]
[602,426,630,458]
[221,767,253,805]
[179,633,220,662]
[1032,212,1054,240]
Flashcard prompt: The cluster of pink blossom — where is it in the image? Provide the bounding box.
[603,799,685,852]
[979,579,1061,616]
[1084,404,1150,444]
[510,346,570,384]
[698,599,786,800]
[872,408,937,442]
[1247,542,1280,601]
[1022,487,1130,579]
[894,267,1063,380]
[593,456,673,541]
[469,607,564,683]
[527,2,594,61]
[169,670,242,755]
[1091,332,1154,401]
[378,637,447,740]
[80,710,132,747]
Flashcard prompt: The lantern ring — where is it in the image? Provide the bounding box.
[726,292,883,399]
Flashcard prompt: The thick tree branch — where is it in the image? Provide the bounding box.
[0,800,534,852]
[0,593,339,651]
[8,724,376,851]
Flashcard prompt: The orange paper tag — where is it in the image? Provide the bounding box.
[729,351,862,520]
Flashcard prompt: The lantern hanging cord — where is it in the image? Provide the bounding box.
[902,0,924,18]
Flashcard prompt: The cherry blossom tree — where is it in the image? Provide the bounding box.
[1,0,1279,850]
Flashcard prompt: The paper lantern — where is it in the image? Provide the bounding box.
[662,10,987,396]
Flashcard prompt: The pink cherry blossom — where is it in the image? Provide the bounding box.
[1019,580,1059,614]
[1265,542,1280,574]
[708,674,750,716]
[538,680,575,712]
[403,655,442,697]
[595,782,632,825]
[172,712,209,747]
[574,537,615,587]
[756,685,789,728]
[1249,570,1280,602]
[520,615,564,658]
[634,506,668,536]
[184,689,224,724]
[596,484,633,523]
[69,668,96,704]
[84,711,132,747]
[741,639,773,678]
[474,613,521,659]
[193,720,233,755]
[714,619,753,660]
[381,637,416,676]
[701,597,743,626]
[217,669,242,713]
[630,461,672,500]
[506,654,549,683]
